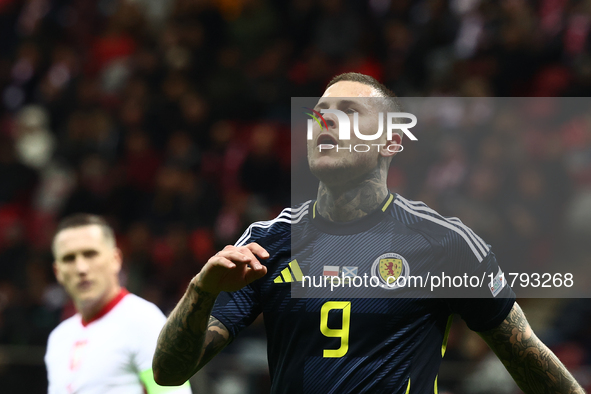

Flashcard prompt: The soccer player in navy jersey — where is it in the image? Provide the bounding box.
[153,73,584,393]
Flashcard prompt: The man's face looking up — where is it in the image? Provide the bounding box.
[307,81,402,187]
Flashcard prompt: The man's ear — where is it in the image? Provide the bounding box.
[112,248,123,274]
[53,263,64,285]
[380,133,403,158]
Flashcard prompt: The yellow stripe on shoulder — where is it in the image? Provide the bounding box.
[441,315,453,357]
[382,194,394,211]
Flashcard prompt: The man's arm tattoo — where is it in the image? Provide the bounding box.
[153,283,231,385]
[479,303,585,394]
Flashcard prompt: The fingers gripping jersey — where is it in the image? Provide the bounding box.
[211,194,515,394]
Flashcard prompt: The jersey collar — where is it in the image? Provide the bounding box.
[311,193,394,235]
[81,288,130,327]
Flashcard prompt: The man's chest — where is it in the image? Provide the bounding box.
[263,225,444,299]
[47,323,134,393]
[257,229,447,338]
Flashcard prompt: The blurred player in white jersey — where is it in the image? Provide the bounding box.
[45,214,192,394]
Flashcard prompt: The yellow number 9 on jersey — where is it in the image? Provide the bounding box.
[320,301,351,358]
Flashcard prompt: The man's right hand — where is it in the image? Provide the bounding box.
[193,243,269,294]
[154,244,268,385]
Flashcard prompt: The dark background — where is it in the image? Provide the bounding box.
[1,0,591,392]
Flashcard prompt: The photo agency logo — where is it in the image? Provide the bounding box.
[304,107,418,152]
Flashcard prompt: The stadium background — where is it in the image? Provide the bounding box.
[1,0,591,392]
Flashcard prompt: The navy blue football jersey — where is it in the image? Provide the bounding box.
[211,193,515,394]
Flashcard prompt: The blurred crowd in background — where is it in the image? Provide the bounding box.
[1,0,591,392]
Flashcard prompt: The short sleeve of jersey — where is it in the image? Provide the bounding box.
[211,284,262,339]
[130,299,168,372]
[45,329,58,394]
[210,223,266,338]
[443,230,516,332]
[210,207,293,338]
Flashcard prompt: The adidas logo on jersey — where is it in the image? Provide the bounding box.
[273,260,304,283]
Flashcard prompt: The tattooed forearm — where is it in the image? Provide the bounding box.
[153,280,231,386]
[317,159,389,222]
[479,303,585,394]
